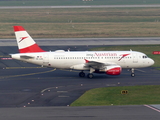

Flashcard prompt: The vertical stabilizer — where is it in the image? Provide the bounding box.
[13,26,45,53]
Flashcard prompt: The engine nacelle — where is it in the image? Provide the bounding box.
[106,65,121,75]
[94,65,121,75]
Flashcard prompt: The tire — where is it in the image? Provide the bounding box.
[131,73,135,77]
[87,73,94,79]
[79,72,85,77]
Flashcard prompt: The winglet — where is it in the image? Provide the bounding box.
[13,26,46,53]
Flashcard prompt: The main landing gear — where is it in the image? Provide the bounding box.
[79,71,94,79]
[87,73,94,79]
[79,71,85,77]
[79,68,95,79]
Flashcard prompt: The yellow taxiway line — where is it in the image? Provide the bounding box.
[0,68,56,79]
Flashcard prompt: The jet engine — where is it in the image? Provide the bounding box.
[94,65,122,75]
[105,65,121,75]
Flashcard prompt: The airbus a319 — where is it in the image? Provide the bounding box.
[10,26,154,78]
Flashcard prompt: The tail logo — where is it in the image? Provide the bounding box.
[19,36,28,43]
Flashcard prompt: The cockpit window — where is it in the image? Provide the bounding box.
[142,56,148,58]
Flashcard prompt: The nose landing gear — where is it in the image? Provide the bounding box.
[131,68,135,77]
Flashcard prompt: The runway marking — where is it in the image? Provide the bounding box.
[41,87,57,93]
[0,68,56,79]
[144,105,160,113]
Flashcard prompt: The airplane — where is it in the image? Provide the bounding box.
[10,26,154,78]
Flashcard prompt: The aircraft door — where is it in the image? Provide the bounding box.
[132,53,138,63]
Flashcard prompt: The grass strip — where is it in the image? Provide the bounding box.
[71,85,160,106]
[1,8,160,38]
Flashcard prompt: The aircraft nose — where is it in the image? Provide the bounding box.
[149,58,154,66]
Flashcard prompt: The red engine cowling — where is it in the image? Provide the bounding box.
[106,65,121,75]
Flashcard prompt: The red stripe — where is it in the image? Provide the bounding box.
[14,26,25,32]
[19,44,46,53]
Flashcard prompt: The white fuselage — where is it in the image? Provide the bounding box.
[11,50,154,70]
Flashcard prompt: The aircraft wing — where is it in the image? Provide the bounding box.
[84,60,117,69]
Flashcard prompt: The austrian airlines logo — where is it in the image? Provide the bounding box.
[19,36,28,43]
[118,54,130,61]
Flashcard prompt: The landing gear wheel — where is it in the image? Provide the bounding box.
[79,72,85,77]
[130,68,135,77]
[131,73,135,77]
[87,73,94,79]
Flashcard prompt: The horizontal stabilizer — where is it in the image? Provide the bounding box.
[20,55,34,59]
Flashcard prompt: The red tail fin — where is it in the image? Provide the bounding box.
[13,26,46,53]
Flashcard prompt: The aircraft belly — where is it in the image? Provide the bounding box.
[50,60,79,69]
